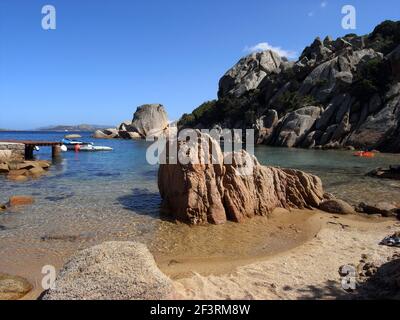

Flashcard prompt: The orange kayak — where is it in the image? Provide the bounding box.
[354,151,375,158]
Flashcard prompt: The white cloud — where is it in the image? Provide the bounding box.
[244,42,297,59]
[308,11,315,17]
[321,1,328,8]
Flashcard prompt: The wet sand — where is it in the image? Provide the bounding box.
[155,209,322,279]
[1,208,322,300]
[173,211,400,300]
[1,208,398,300]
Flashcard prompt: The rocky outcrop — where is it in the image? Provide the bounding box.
[254,109,278,144]
[356,202,399,217]
[218,50,282,98]
[94,104,169,140]
[130,104,169,138]
[367,165,400,180]
[0,160,51,182]
[158,131,324,225]
[273,106,322,147]
[41,242,175,300]
[180,21,400,153]
[388,45,400,80]
[93,128,119,139]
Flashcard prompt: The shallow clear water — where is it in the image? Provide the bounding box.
[0,131,399,293]
[255,146,400,205]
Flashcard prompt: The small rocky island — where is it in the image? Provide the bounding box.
[94,104,169,140]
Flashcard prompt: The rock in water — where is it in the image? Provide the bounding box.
[158,130,324,225]
[131,104,169,138]
[0,273,32,300]
[8,196,34,207]
[41,242,175,300]
[64,134,82,139]
[93,128,120,139]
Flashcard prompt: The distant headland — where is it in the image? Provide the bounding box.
[36,124,114,132]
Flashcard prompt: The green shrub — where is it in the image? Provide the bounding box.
[178,100,218,128]
[368,20,400,54]
[350,57,392,102]
[276,92,317,114]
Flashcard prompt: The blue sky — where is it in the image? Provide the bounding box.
[0,0,399,129]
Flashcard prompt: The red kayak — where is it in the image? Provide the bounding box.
[353,151,376,158]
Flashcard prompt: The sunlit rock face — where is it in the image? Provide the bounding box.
[158,131,324,225]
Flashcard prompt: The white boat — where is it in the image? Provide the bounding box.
[61,138,113,152]
[79,145,113,152]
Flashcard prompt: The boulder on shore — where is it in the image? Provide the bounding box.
[318,199,355,215]
[41,242,175,300]
[356,202,398,217]
[158,130,324,225]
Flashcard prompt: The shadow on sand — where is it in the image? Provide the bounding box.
[293,280,350,300]
[116,188,165,220]
[293,257,400,300]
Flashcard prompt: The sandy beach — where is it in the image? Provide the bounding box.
[13,208,398,300]
[171,210,399,300]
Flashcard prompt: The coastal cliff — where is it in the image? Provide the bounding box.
[179,21,400,153]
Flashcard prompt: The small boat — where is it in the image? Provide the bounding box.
[61,138,93,150]
[79,145,113,152]
[61,138,113,152]
[353,151,376,158]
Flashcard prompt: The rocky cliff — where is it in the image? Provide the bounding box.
[179,21,400,152]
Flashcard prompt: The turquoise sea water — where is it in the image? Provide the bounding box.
[0,131,399,291]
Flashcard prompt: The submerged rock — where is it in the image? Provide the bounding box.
[158,130,324,225]
[0,273,32,300]
[41,242,175,300]
[8,196,34,207]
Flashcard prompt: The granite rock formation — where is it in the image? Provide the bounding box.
[158,131,324,225]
